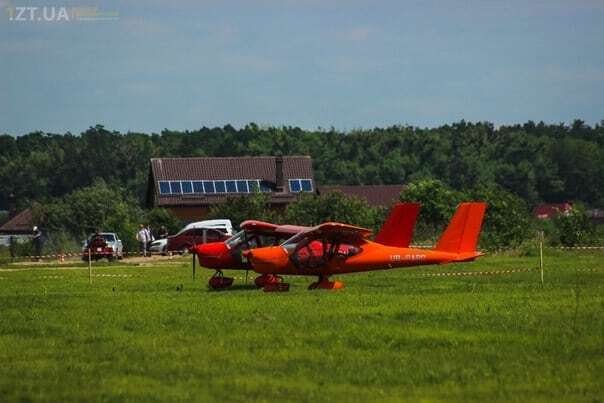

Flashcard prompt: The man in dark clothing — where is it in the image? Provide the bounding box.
[32,226,44,260]
[9,235,16,261]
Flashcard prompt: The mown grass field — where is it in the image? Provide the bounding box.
[0,251,603,402]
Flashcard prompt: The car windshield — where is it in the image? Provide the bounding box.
[89,234,115,242]
[225,230,245,249]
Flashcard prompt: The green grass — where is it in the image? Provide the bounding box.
[0,252,603,402]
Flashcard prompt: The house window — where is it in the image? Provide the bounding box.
[248,180,260,192]
[236,180,249,193]
[193,181,204,193]
[301,179,313,192]
[203,181,215,193]
[214,181,226,193]
[226,181,237,193]
[260,181,272,192]
[181,181,193,194]
[289,179,302,192]
[159,181,171,194]
[170,181,182,194]
[289,179,313,193]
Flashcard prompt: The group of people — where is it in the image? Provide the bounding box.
[136,224,168,257]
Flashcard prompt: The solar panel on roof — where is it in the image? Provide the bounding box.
[159,181,171,194]
[301,179,313,192]
[170,181,182,194]
[193,181,204,193]
[182,181,193,193]
[215,181,226,193]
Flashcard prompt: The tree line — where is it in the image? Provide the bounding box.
[0,120,602,256]
[1,120,603,213]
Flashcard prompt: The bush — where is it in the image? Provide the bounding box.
[551,205,597,246]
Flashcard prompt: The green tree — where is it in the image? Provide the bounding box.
[145,208,182,236]
[468,186,532,249]
[33,180,144,251]
[204,192,280,230]
[284,192,384,232]
[399,179,465,240]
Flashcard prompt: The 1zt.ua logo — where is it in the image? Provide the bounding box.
[6,6,70,22]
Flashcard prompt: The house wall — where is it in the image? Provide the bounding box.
[166,204,289,224]
[167,206,211,223]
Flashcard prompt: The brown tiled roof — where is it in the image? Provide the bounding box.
[318,185,404,208]
[149,156,314,207]
[0,208,34,234]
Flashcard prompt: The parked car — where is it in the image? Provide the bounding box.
[149,238,167,255]
[82,232,123,261]
[167,219,233,253]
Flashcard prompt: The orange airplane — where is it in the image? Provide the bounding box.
[195,202,421,289]
[244,202,487,291]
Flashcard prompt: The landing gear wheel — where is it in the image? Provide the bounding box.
[262,275,290,292]
[308,275,344,290]
[208,270,234,290]
[254,273,278,288]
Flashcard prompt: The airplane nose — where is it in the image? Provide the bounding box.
[247,246,289,273]
[194,242,228,268]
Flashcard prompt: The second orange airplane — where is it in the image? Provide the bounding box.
[245,202,487,291]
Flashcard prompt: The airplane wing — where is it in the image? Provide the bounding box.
[240,220,279,231]
[304,222,373,239]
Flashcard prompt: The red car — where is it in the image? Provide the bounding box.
[82,232,123,261]
[166,219,233,253]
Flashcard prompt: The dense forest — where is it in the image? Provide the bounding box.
[1,120,603,212]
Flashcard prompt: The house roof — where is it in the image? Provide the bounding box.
[532,203,573,219]
[149,156,314,207]
[0,208,34,234]
[318,185,404,208]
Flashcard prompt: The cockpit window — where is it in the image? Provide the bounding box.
[286,229,364,269]
[226,230,245,249]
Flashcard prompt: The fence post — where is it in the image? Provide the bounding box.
[88,247,92,285]
[192,252,196,281]
[539,230,544,285]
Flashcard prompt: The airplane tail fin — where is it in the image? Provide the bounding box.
[375,202,421,248]
[434,202,487,259]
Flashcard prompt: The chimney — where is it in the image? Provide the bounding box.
[8,193,16,219]
[275,156,284,192]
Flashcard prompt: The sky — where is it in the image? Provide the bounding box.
[0,0,603,135]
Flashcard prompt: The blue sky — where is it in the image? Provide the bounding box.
[1,0,603,135]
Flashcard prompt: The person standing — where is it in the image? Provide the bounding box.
[144,225,154,256]
[158,226,168,239]
[9,235,16,261]
[136,224,148,257]
[32,226,44,260]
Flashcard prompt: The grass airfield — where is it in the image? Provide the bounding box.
[0,252,602,402]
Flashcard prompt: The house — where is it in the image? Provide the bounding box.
[317,185,404,208]
[532,203,573,219]
[146,156,315,221]
[0,208,35,246]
